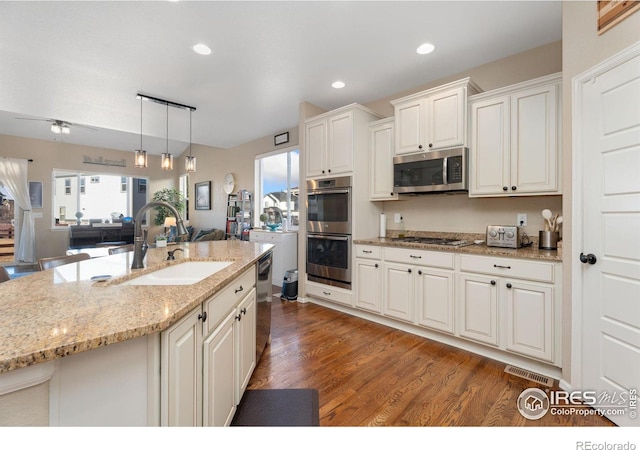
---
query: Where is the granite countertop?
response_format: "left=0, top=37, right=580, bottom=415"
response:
left=354, top=231, right=561, bottom=262
left=0, top=240, right=273, bottom=374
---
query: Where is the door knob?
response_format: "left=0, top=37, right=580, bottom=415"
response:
left=579, top=253, right=597, bottom=265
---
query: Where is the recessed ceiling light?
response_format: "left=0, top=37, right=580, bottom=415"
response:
left=332, top=81, right=346, bottom=89
left=193, top=43, right=212, bottom=55
left=417, top=43, right=435, bottom=55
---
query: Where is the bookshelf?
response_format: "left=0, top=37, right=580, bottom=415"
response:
left=226, top=190, right=253, bottom=240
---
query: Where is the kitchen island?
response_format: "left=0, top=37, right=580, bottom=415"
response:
left=0, top=240, right=274, bottom=426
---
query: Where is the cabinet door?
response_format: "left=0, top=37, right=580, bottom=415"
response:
left=427, top=86, right=465, bottom=150
left=327, top=111, right=353, bottom=175
left=306, top=118, right=327, bottom=177
left=469, top=96, right=510, bottom=196
left=416, top=267, right=455, bottom=334
left=510, top=83, right=559, bottom=193
left=383, top=262, right=414, bottom=322
left=369, top=119, right=398, bottom=201
left=504, top=280, right=554, bottom=362
left=203, top=310, right=236, bottom=427
left=457, top=273, right=499, bottom=346
left=161, top=307, right=203, bottom=426
left=394, top=98, right=424, bottom=155
left=355, top=258, right=383, bottom=313
left=236, top=288, right=257, bottom=402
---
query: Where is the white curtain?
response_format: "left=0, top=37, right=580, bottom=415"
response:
left=0, top=157, right=36, bottom=263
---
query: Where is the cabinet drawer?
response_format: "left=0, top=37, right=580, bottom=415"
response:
left=384, top=247, right=454, bottom=269
left=354, top=245, right=381, bottom=260
left=306, top=280, right=353, bottom=307
left=204, top=266, right=256, bottom=334
left=459, top=254, right=554, bottom=283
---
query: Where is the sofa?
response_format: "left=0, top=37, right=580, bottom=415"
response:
left=173, top=226, right=225, bottom=243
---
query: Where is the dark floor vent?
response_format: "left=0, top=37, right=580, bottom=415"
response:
left=504, top=365, right=554, bottom=387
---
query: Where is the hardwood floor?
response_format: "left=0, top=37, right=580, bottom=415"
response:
left=247, top=293, right=614, bottom=427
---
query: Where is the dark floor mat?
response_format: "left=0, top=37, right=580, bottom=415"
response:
left=231, top=389, right=320, bottom=426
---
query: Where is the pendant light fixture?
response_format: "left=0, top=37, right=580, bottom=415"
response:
left=135, top=93, right=196, bottom=171
left=134, top=96, right=148, bottom=168
left=161, top=103, right=174, bottom=171
left=185, top=109, right=196, bottom=173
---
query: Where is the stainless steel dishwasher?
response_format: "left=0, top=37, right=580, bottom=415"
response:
left=256, top=250, right=272, bottom=362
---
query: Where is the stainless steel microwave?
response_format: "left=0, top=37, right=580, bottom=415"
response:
left=393, top=147, right=469, bottom=194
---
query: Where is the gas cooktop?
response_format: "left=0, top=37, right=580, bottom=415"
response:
left=390, top=236, right=469, bottom=246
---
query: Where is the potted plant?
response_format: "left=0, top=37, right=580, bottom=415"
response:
left=259, top=213, right=268, bottom=230
left=155, top=234, right=168, bottom=248
left=151, top=188, right=185, bottom=226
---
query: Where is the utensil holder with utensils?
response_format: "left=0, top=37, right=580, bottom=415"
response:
left=539, top=231, right=560, bottom=250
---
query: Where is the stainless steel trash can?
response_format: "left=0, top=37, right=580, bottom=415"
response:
left=281, top=269, right=298, bottom=301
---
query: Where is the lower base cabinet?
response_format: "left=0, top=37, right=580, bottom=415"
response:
left=161, top=267, right=257, bottom=427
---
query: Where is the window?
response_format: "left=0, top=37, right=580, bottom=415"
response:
left=255, top=146, right=299, bottom=229
left=52, top=171, right=147, bottom=227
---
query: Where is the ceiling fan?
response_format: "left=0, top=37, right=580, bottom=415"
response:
left=14, top=117, right=98, bottom=134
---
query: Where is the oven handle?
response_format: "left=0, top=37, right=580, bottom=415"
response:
left=307, top=188, right=351, bottom=196
left=307, top=233, right=350, bottom=241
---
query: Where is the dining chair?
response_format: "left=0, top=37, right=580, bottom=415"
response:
left=38, top=253, right=91, bottom=271
left=108, top=244, right=134, bottom=255
left=0, top=266, right=10, bottom=283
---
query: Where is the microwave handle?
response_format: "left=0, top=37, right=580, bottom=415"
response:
left=442, top=157, right=448, bottom=185
left=308, top=233, right=350, bottom=242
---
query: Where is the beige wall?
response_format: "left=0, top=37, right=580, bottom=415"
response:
left=175, top=127, right=299, bottom=233
left=561, top=2, right=640, bottom=383
left=0, top=134, right=175, bottom=259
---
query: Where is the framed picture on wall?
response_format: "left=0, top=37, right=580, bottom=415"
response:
left=195, top=181, right=211, bottom=210
left=29, top=181, right=43, bottom=209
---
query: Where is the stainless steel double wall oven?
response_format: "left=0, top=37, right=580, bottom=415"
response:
left=306, top=176, right=352, bottom=289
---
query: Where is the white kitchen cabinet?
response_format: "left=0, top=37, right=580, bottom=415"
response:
left=456, top=254, right=560, bottom=364
left=305, top=104, right=383, bottom=178
left=249, top=230, right=297, bottom=286
left=368, top=117, right=398, bottom=201
left=162, top=266, right=257, bottom=427
left=457, top=272, right=499, bottom=347
left=469, top=73, right=561, bottom=197
left=391, top=78, right=480, bottom=155
left=415, top=267, right=455, bottom=334
left=161, top=307, right=204, bottom=426
left=354, top=245, right=383, bottom=313
left=383, top=262, right=414, bottom=322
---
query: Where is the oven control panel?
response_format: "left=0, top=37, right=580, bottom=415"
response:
left=486, top=225, right=523, bottom=249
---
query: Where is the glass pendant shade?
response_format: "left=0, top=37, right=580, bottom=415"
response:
left=134, top=149, right=148, bottom=168
left=161, top=152, right=174, bottom=170
left=185, top=155, right=196, bottom=172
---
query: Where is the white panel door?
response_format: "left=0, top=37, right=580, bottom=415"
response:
left=355, top=259, right=383, bottom=313
left=162, top=307, right=202, bottom=427
left=369, top=119, right=397, bottom=200
left=415, top=267, right=455, bottom=334
left=327, top=111, right=353, bottom=174
left=203, top=310, right=236, bottom=427
left=383, top=262, right=414, bottom=322
left=469, top=96, right=510, bottom=196
left=578, top=43, right=640, bottom=427
left=457, top=273, right=499, bottom=346
left=306, top=118, right=326, bottom=177
left=428, top=86, right=465, bottom=150
left=395, top=99, right=424, bottom=155
left=510, top=83, right=558, bottom=193
left=236, top=288, right=257, bottom=403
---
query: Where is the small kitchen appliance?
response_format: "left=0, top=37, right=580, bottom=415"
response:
left=486, top=225, right=524, bottom=248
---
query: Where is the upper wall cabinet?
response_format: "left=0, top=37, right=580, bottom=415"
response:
left=390, top=78, right=480, bottom=155
left=305, top=104, right=382, bottom=178
left=368, top=117, right=398, bottom=201
left=468, top=73, right=562, bottom=197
